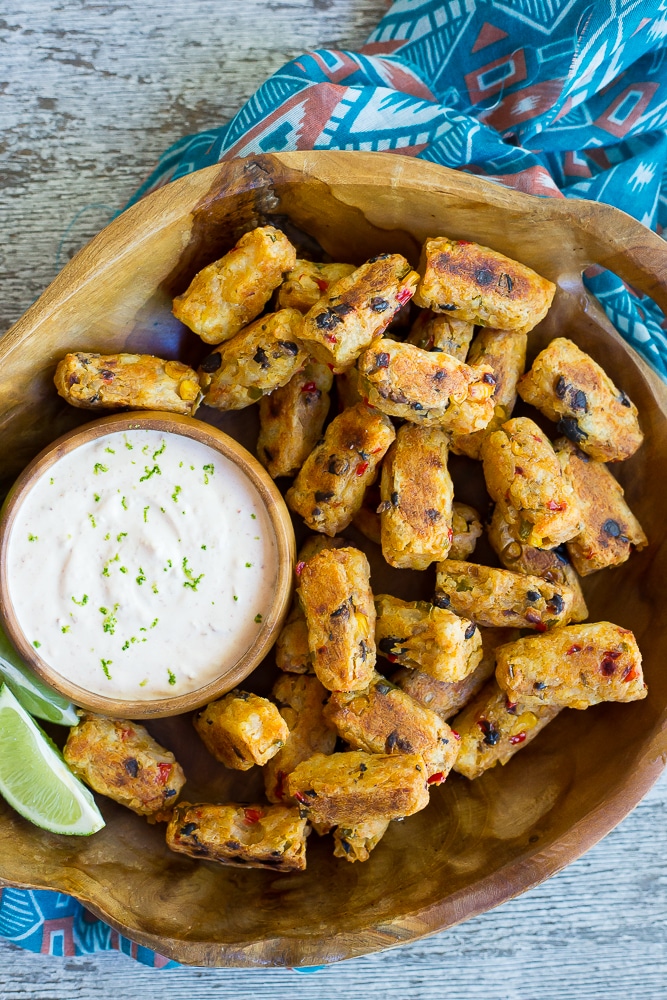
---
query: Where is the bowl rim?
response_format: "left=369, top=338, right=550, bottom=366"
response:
left=0, top=410, right=296, bottom=719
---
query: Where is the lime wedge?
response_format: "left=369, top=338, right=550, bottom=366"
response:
left=0, top=622, right=78, bottom=726
left=0, top=684, right=105, bottom=836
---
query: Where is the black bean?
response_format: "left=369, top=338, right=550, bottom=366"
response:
left=277, top=340, right=299, bottom=355
left=602, top=519, right=621, bottom=538
left=547, top=593, right=564, bottom=614
left=378, top=637, right=399, bottom=654
left=124, top=758, right=139, bottom=777
left=165, top=788, right=177, bottom=798
left=314, top=490, right=335, bottom=502
left=368, top=253, right=391, bottom=263
left=498, top=272, right=513, bottom=293
left=526, top=590, right=541, bottom=602
left=200, top=351, right=222, bottom=373
left=479, top=719, right=501, bottom=746
left=311, top=507, right=323, bottom=517
left=385, top=730, right=413, bottom=753
left=100, top=369, right=115, bottom=382
left=476, top=268, right=494, bottom=285
left=619, top=390, right=632, bottom=408
left=464, top=622, right=477, bottom=640
left=225, top=840, right=242, bottom=850
left=339, top=839, right=352, bottom=854
left=375, top=680, right=394, bottom=695
left=432, top=369, right=447, bottom=381
left=359, top=639, right=368, bottom=661
left=359, top=762, right=367, bottom=773
left=533, top=681, right=546, bottom=690
left=425, top=508, right=441, bottom=522
left=438, top=303, right=457, bottom=310
left=253, top=347, right=270, bottom=369
left=482, top=372, right=497, bottom=385
left=391, top=491, right=399, bottom=507
left=572, top=389, right=588, bottom=411
left=330, top=603, right=350, bottom=620
left=555, top=376, right=568, bottom=398
left=433, top=592, right=450, bottom=609
left=412, top=402, right=424, bottom=411
left=370, top=298, right=390, bottom=313
left=557, top=417, right=588, bottom=444
left=327, top=456, right=349, bottom=475
left=315, top=309, right=343, bottom=331
left=88, top=393, right=101, bottom=404
left=180, top=823, right=198, bottom=836
left=375, top=352, right=390, bottom=368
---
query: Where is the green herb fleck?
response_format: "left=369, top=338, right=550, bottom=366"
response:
left=49, top=478, right=54, bottom=485
left=201, top=544, right=207, bottom=550
left=250, top=513, right=256, bottom=520
left=117, top=532, right=127, bottom=543
left=151, top=582, right=159, bottom=595
left=254, top=614, right=263, bottom=623
left=122, top=641, right=130, bottom=651
left=104, top=446, right=115, bottom=455
left=233, top=595, right=239, bottom=602
left=101, top=659, right=112, bottom=680
left=203, top=463, right=215, bottom=484
left=136, top=568, right=146, bottom=586
left=27, top=533, right=38, bottom=542
left=182, top=557, right=204, bottom=592
left=160, top=507, right=166, bottom=514
left=94, top=494, right=100, bottom=503
left=124, top=437, right=133, bottom=451
left=151, top=618, right=159, bottom=629
left=171, top=485, right=182, bottom=503
left=61, top=626, right=70, bottom=634
left=100, top=604, right=119, bottom=636
left=142, top=444, right=150, bottom=455
left=245, top=562, right=252, bottom=568
left=167, top=670, right=176, bottom=686
left=121, top=497, right=128, bottom=511
left=143, top=506, right=149, bottom=523
left=88, top=514, right=97, bottom=529
left=153, top=441, right=166, bottom=460
left=179, top=461, right=183, bottom=469
left=120, top=566, right=128, bottom=574
left=93, top=463, right=108, bottom=475
left=33, top=641, right=41, bottom=649
left=72, top=594, right=89, bottom=607
left=139, top=679, right=148, bottom=687
left=140, top=465, right=161, bottom=482
left=104, top=533, right=111, bottom=541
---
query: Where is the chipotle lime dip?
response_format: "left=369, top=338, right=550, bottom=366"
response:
left=4, top=428, right=278, bottom=699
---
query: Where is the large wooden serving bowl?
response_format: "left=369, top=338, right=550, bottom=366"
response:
left=1, top=152, right=667, bottom=967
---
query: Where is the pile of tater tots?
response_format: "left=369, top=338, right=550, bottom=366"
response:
left=56, top=225, right=648, bottom=871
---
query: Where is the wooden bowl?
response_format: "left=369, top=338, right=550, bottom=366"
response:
left=1, top=152, right=667, bottom=968
left=0, top=411, right=296, bottom=719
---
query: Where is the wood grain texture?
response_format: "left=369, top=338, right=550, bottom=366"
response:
left=1, top=1, right=667, bottom=996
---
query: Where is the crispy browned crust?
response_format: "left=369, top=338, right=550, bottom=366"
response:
left=374, top=594, right=483, bottom=682
left=172, top=226, right=297, bottom=344
left=332, top=817, right=390, bottom=863
left=495, top=622, right=647, bottom=710
left=301, top=254, right=420, bottom=370
left=193, top=690, right=289, bottom=770
left=555, top=438, right=648, bottom=576
left=451, top=679, right=561, bottom=780
left=414, top=237, right=556, bottom=333
left=276, top=537, right=348, bottom=674
left=276, top=261, right=357, bottom=313
left=324, top=672, right=460, bottom=780
left=286, top=751, right=430, bottom=826
left=54, top=353, right=202, bottom=415
left=257, top=360, right=333, bottom=478
left=298, top=546, right=376, bottom=692
left=488, top=504, right=588, bottom=622
left=434, top=558, right=577, bottom=630
left=405, top=310, right=474, bottom=358
left=63, top=714, right=185, bottom=820
left=450, top=502, right=483, bottom=560
left=378, top=424, right=454, bottom=570
left=451, top=329, right=527, bottom=459
left=285, top=402, right=396, bottom=535
left=198, top=309, right=308, bottom=410
left=517, top=337, right=643, bottom=462
left=357, top=338, right=496, bottom=433
left=392, top=627, right=518, bottom=720
left=481, top=417, right=582, bottom=548
left=165, top=801, right=310, bottom=871
left=264, top=674, right=337, bottom=804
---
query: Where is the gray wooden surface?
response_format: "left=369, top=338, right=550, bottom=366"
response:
left=1, top=2, right=666, bottom=997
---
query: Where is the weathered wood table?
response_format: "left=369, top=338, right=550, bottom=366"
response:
left=1, top=3, right=666, bottom=997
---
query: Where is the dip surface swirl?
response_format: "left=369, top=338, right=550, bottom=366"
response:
left=6, top=429, right=278, bottom=699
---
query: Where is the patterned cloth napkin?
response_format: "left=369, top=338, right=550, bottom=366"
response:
left=3, top=0, right=667, bottom=968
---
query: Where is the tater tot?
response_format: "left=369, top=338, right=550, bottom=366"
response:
left=298, top=546, right=376, bottom=692
left=63, top=714, right=186, bottom=821
left=517, top=337, right=643, bottom=462
left=333, top=817, right=390, bottom=863
left=481, top=417, right=582, bottom=548
left=257, top=360, right=333, bottom=478
left=451, top=329, right=527, bottom=459
left=264, top=674, right=336, bottom=804
left=324, top=672, right=460, bottom=781
left=451, top=679, right=561, bottom=780
left=276, top=260, right=357, bottom=313
left=198, top=309, right=308, bottom=410
left=54, top=353, right=202, bottom=416
left=555, top=438, right=648, bottom=576
left=193, top=691, right=289, bottom=770
left=449, top=502, right=483, bottom=560
left=375, top=594, right=483, bottom=682
left=286, top=402, right=395, bottom=535
left=495, top=622, right=647, bottom=710
left=286, top=751, right=430, bottom=826
left=166, top=802, right=309, bottom=871
left=301, top=254, right=420, bottom=370
left=414, top=236, right=556, bottom=333
left=406, top=310, right=474, bottom=359
left=378, top=424, right=454, bottom=570
left=357, top=338, right=496, bottom=433
left=172, top=225, right=297, bottom=344
left=393, top=627, right=518, bottom=721
left=435, top=559, right=578, bottom=630
left=488, top=503, right=588, bottom=622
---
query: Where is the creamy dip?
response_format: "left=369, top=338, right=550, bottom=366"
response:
left=6, top=429, right=278, bottom=700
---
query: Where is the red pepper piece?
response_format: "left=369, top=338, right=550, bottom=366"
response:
left=314, top=278, right=328, bottom=291
left=546, top=500, right=566, bottom=511
left=622, top=666, right=639, bottom=683
left=295, top=560, right=306, bottom=576
left=451, top=730, right=461, bottom=740
left=396, top=287, right=414, bottom=306
left=447, top=527, right=454, bottom=543
left=566, top=644, right=582, bottom=655
left=301, top=381, right=317, bottom=393
left=243, top=807, right=264, bottom=825
left=156, top=762, right=172, bottom=785
left=457, top=240, right=472, bottom=245
left=120, top=727, right=135, bottom=741
left=325, top=333, right=337, bottom=344
left=386, top=653, right=398, bottom=663
left=427, top=772, right=445, bottom=785
left=509, top=732, right=526, bottom=745
left=356, top=461, right=369, bottom=476
left=293, top=791, right=308, bottom=805
left=525, top=609, right=546, bottom=631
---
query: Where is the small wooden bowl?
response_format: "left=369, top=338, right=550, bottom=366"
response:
left=1, top=152, right=667, bottom=968
left=0, top=411, right=296, bottom=719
